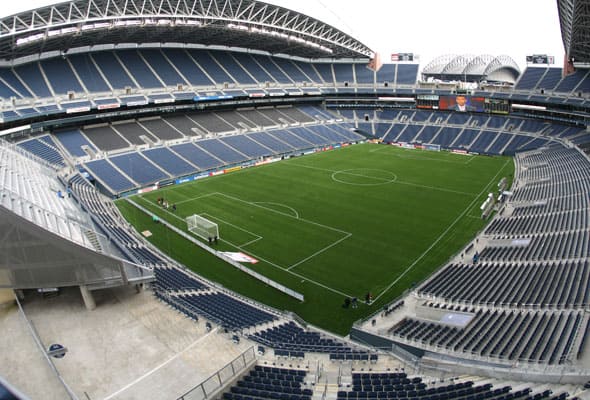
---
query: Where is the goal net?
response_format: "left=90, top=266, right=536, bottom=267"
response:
left=423, top=143, right=441, bottom=152
left=186, top=214, right=219, bottom=240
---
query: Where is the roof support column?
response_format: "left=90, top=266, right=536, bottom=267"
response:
left=79, top=285, right=96, bottom=311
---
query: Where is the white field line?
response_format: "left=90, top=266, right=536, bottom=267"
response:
left=372, top=158, right=511, bottom=303
left=136, top=195, right=357, bottom=299
left=369, top=145, right=388, bottom=153
left=369, top=145, right=475, bottom=164
left=252, top=202, right=300, bottom=218
left=200, top=212, right=263, bottom=247
left=174, top=192, right=219, bottom=206
left=238, top=237, right=265, bottom=247
left=216, top=236, right=357, bottom=299
left=286, top=232, right=352, bottom=271
left=215, top=192, right=352, bottom=236
left=392, top=180, right=475, bottom=196
left=285, top=162, right=475, bottom=196
left=138, top=182, right=193, bottom=197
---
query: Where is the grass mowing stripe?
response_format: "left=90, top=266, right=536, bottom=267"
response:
left=134, top=195, right=359, bottom=300
left=285, top=161, right=475, bottom=196
left=287, top=232, right=352, bottom=271
left=252, top=202, right=300, bottom=218
left=198, top=212, right=262, bottom=247
left=215, top=192, right=352, bottom=236
left=390, top=180, right=475, bottom=196
left=118, top=143, right=514, bottom=334
left=372, top=158, right=512, bottom=303
left=369, top=145, right=475, bottom=164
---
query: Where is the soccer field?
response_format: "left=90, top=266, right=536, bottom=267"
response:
left=117, top=143, right=514, bottom=334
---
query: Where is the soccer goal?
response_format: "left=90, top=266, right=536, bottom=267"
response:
left=186, top=214, right=219, bottom=240
left=423, top=143, right=441, bottom=152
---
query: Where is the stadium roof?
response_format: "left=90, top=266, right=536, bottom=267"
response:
left=0, top=0, right=373, bottom=62
left=421, top=54, right=521, bottom=84
left=557, top=0, right=590, bottom=66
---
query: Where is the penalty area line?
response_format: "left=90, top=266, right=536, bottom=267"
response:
left=217, top=237, right=358, bottom=300
left=287, top=232, right=352, bottom=271
left=174, top=192, right=220, bottom=206
left=136, top=195, right=357, bottom=301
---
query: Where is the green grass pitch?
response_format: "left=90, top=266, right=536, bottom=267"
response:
left=117, top=143, right=514, bottom=335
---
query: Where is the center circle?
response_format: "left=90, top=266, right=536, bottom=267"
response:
left=331, top=169, right=398, bottom=186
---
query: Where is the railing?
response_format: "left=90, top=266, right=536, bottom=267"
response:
left=127, top=197, right=305, bottom=302
left=4, top=78, right=588, bottom=114
left=0, top=137, right=63, bottom=172
left=1, top=81, right=425, bottom=112
left=248, top=333, right=379, bottom=356
left=177, top=346, right=256, bottom=400
left=354, top=156, right=520, bottom=328
left=385, top=331, right=590, bottom=373
left=0, top=185, right=101, bottom=250
left=412, top=292, right=590, bottom=311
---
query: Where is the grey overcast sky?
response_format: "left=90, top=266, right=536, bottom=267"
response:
left=3, top=0, right=565, bottom=71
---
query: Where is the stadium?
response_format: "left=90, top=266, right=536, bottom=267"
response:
left=0, top=0, right=589, bottom=398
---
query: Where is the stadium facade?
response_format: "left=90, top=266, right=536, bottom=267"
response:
left=0, top=0, right=589, bottom=398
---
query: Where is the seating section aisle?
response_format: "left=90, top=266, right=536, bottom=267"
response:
left=250, top=321, right=376, bottom=360
left=50, top=107, right=360, bottom=195
left=1, top=146, right=93, bottom=248
left=54, top=129, right=96, bottom=158
left=109, top=152, right=169, bottom=185
left=68, top=173, right=164, bottom=266
left=83, top=125, right=130, bottom=151
left=389, top=305, right=584, bottom=365
left=169, top=292, right=277, bottom=330
left=17, top=136, right=65, bottom=167
left=223, top=366, right=312, bottom=400
left=374, top=144, right=590, bottom=367
left=83, top=159, right=136, bottom=193
left=371, top=109, right=584, bottom=155
left=338, top=373, right=554, bottom=400
left=142, top=147, right=196, bottom=176
left=419, top=260, right=590, bottom=308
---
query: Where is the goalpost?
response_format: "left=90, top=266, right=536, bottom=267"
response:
left=186, top=214, right=219, bottom=240
left=423, top=143, right=441, bottom=152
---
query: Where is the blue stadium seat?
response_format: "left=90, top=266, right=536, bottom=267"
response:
left=117, top=50, right=164, bottom=88
left=195, top=139, right=249, bottom=164
left=163, top=49, right=214, bottom=86
left=40, top=58, right=84, bottom=94
left=109, top=153, right=169, bottom=185
left=91, top=51, right=137, bottom=89
left=68, top=54, right=112, bottom=93
left=170, top=142, right=224, bottom=171
left=0, top=68, right=34, bottom=98
left=140, top=49, right=187, bottom=86
left=395, top=64, right=418, bottom=85
left=221, top=135, right=274, bottom=158
left=142, top=147, right=197, bottom=176
left=18, top=137, right=65, bottom=167
left=84, top=159, right=137, bottom=193
left=515, top=67, right=546, bottom=90
left=190, top=50, right=236, bottom=84
left=14, top=62, right=52, bottom=98
left=210, top=51, right=257, bottom=85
